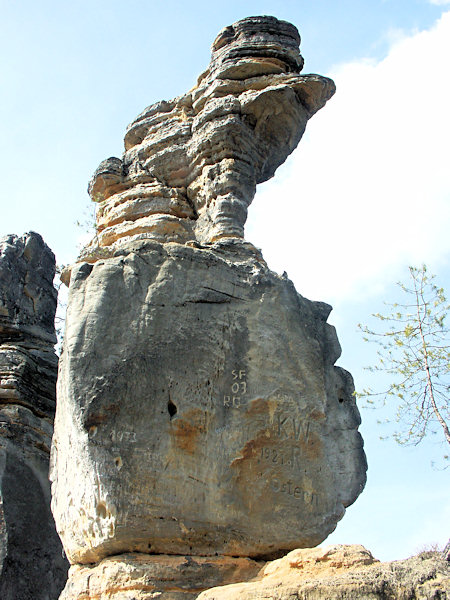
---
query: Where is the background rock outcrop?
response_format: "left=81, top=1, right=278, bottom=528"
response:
left=0, top=232, right=68, bottom=599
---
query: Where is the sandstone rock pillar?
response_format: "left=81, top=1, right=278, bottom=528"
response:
left=52, top=16, right=367, bottom=599
left=0, top=232, right=68, bottom=599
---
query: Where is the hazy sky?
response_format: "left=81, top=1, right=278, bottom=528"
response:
left=1, top=0, right=449, bottom=561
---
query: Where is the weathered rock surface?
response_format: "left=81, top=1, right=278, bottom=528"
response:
left=57, top=545, right=450, bottom=600
left=0, top=232, right=68, bottom=599
left=198, top=545, right=450, bottom=600
left=52, top=239, right=366, bottom=564
left=52, top=15, right=366, bottom=599
left=0, top=232, right=57, bottom=345
left=59, top=553, right=263, bottom=600
left=77, top=15, right=335, bottom=264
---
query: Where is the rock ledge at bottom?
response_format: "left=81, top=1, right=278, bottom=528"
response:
left=58, top=545, right=450, bottom=599
left=199, top=544, right=450, bottom=600
left=59, top=553, right=264, bottom=600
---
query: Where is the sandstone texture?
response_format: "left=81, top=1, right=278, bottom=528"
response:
left=52, top=239, right=366, bottom=564
left=74, top=14, right=335, bottom=268
left=58, top=545, right=450, bottom=600
left=52, top=15, right=367, bottom=599
left=198, top=544, right=450, bottom=600
left=60, top=553, right=263, bottom=600
left=0, top=232, right=68, bottom=598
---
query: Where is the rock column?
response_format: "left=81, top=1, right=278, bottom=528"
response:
left=52, top=16, right=367, bottom=599
left=0, top=232, right=68, bottom=599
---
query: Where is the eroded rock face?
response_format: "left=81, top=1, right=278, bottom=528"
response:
left=79, top=15, right=334, bottom=260
left=59, top=554, right=263, bottom=600
left=197, top=545, right=450, bottom=600
left=0, top=232, right=68, bottom=599
left=52, top=16, right=366, bottom=599
left=52, top=240, right=366, bottom=564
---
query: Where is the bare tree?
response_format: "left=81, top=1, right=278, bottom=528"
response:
left=359, top=265, right=449, bottom=460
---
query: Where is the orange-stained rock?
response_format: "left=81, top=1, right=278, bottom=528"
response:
left=59, top=553, right=263, bottom=600
left=198, top=545, right=449, bottom=600
left=51, top=239, right=366, bottom=564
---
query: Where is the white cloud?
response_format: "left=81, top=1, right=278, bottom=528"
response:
left=246, top=12, right=450, bottom=304
left=429, top=0, right=450, bottom=6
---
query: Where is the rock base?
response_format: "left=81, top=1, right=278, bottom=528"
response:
left=58, top=545, right=450, bottom=600
left=198, top=545, right=450, bottom=600
left=59, top=554, right=263, bottom=600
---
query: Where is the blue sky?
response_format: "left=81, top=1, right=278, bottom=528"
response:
left=1, top=0, right=449, bottom=561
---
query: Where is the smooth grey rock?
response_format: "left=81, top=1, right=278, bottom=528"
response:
left=52, top=239, right=366, bottom=564
left=0, top=232, right=68, bottom=599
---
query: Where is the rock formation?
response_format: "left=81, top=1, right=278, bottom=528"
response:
left=77, top=15, right=335, bottom=262
left=52, top=15, right=367, bottom=599
left=60, top=554, right=264, bottom=600
left=0, top=232, right=68, bottom=599
left=57, top=545, right=450, bottom=599
left=197, top=545, right=450, bottom=600
left=53, top=240, right=366, bottom=565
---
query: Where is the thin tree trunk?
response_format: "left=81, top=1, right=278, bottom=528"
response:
left=415, top=283, right=450, bottom=446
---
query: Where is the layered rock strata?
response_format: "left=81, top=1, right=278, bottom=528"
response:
left=60, top=554, right=263, bottom=600
left=0, top=232, right=68, bottom=599
left=198, top=545, right=450, bottom=600
left=58, top=545, right=450, bottom=599
left=77, top=14, right=335, bottom=265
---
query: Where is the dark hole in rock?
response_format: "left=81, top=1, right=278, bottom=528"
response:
left=339, top=398, right=345, bottom=403
left=168, top=399, right=177, bottom=418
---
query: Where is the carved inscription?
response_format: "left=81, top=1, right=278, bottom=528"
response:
left=223, top=368, right=247, bottom=408
left=258, top=446, right=302, bottom=470
left=275, top=412, right=310, bottom=441
left=270, top=478, right=318, bottom=506
left=111, top=430, right=137, bottom=443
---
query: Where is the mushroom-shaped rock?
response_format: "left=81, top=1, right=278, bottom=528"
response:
left=80, top=15, right=335, bottom=260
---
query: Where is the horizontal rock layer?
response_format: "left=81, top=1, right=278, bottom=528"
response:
left=79, top=15, right=335, bottom=259
left=51, top=239, right=366, bottom=564
left=198, top=545, right=450, bottom=600
left=60, top=554, right=263, bottom=600
left=58, top=545, right=450, bottom=599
